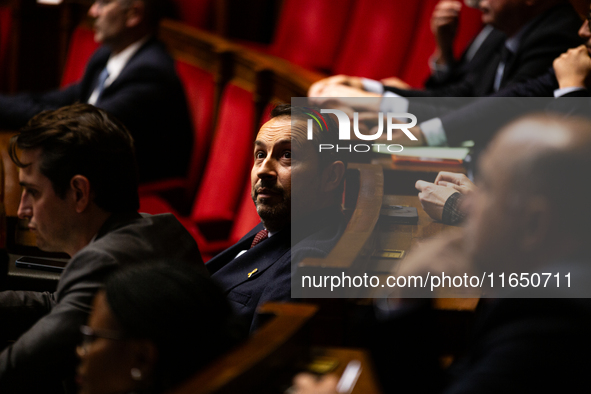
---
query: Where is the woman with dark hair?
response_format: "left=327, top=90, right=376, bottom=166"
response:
left=76, top=261, right=245, bottom=394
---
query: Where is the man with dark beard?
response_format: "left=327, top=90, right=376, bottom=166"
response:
left=206, top=105, right=347, bottom=332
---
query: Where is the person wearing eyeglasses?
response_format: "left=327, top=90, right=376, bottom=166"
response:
left=76, top=261, right=245, bottom=394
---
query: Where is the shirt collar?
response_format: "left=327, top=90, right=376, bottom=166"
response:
left=104, top=35, right=150, bottom=87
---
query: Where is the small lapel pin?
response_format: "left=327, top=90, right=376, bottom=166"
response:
left=247, top=268, right=258, bottom=278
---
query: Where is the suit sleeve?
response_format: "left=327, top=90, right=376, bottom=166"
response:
left=0, top=84, right=82, bottom=129
left=94, top=56, right=192, bottom=182
left=0, top=251, right=118, bottom=393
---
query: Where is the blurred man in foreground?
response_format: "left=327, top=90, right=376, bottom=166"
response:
left=293, top=114, right=591, bottom=393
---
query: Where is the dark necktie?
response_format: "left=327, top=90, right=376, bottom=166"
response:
left=250, top=229, right=268, bottom=248
left=494, top=45, right=513, bottom=92
left=95, top=67, right=110, bottom=100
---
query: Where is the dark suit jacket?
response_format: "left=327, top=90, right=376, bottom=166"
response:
left=439, top=70, right=591, bottom=147
left=389, top=3, right=582, bottom=100
left=0, top=212, right=204, bottom=393
left=370, top=260, right=591, bottom=394
left=0, top=38, right=193, bottom=183
left=207, top=206, right=346, bottom=332
left=424, top=28, right=507, bottom=95
left=385, top=3, right=583, bottom=125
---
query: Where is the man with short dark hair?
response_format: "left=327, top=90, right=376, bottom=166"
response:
left=206, top=104, right=347, bottom=332
left=0, top=104, right=204, bottom=393
left=0, top=0, right=192, bottom=183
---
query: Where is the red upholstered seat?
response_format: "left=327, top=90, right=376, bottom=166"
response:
left=400, top=1, right=483, bottom=87
left=0, top=6, right=12, bottom=91
left=60, top=25, right=100, bottom=88
left=138, top=61, right=215, bottom=210
left=190, top=82, right=255, bottom=238
left=398, top=0, right=440, bottom=87
left=331, top=0, right=423, bottom=80
left=171, top=0, right=214, bottom=30
left=140, top=176, right=259, bottom=261
left=140, top=82, right=257, bottom=256
left=454, top=4, right=483, bottom=57
left=268, top=0, right=356, bottom=72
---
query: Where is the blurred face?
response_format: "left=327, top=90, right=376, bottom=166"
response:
left=76, top=292, right=140, bottom=394
left=251, top=116, right=322, bottom=232
left=464, top=138, right=524, bottom=274
left=17, top=149, right=74, bottom=253
left=88, top=0, right=130, bottom=46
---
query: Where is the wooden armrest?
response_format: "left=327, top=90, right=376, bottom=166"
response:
left=299, top=164, right=383, bottom=273
left=169, top=302, right=318, bottom=394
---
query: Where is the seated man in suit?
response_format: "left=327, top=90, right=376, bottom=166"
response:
left=380, top=0, right=591, bottom=150
left=206, top=104, right=347, bottom=333
left=0, top=103, right=204, bottom=393
left=294, top=114, right=591, bottom=394
left=0, top=0, right=193, bottom=183
left=310, top=0, right=582, bottom=102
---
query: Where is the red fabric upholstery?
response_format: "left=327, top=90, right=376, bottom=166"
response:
left=269, top=0, right=356, bottom=72
left=454, top=4, right=483, bottom=58
left=139, top=61, right=216, bottom=206
left=61, top=25, right=100, bottom=88
left=332, top=0, right=423, bottom=80
left=398, top=0, right=483, bottom=87
left=140, top=83, right=256, bottom=254
left=399, top=0, right=440, bottom=87
left=176, top=60, right=215, bottom=198
left=190, top=83, right=255, bottom=238
left=171, top=0, right=213, bottom=30
left=0, top=6, right=11, bottom=91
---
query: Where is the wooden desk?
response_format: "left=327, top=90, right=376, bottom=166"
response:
left=1, top=253, right=60, bottom=292
left=365, top=195, right=459, bottom=275
left=0, top=131, right=21, bottom=216
left=310, top=347, right=382, bottom=394
left=372, top=195, right=477, bottom=311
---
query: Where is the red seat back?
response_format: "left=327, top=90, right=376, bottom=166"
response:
left=453, top=3, right=483, bottom=58
left=400, top=0, right=483, bottom=87
left=171, top=0, right=214, bottom=30
left=269, top=0, right=356, bottom=72
left=0, top=6, right=12, bottom=91
left=175, top=60, right=215, bottom=199
left=61, top=25, right=100, bottom=88
left=190, top=83, right=256, bottom=239
left=398, top=0, right=440, bottom=87
left=332, top=0, right=423, bottom=79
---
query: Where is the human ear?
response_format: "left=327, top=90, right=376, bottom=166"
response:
left=322, top=161, right=346, bottom=193
left=520, top=196, right=551, bottom=252
left=70, top=175, right=92, bottom=213
left=129, top=340, right=158, bottom=382
left=126, top=0, right=144, bottom=28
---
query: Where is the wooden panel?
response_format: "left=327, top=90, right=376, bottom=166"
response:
left=169, top=303, right=318, bottom=394
left=299, top=164, right=383, bottom=282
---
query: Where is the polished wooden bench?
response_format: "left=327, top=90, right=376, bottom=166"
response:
left=169, top=302, right=382, bottom=394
